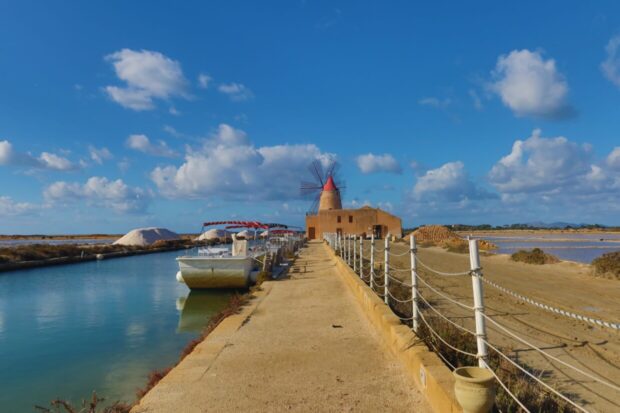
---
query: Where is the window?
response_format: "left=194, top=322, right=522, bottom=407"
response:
left=348, top=215, right=353, bottom=223
left=337, top=215, right=341, bottom=223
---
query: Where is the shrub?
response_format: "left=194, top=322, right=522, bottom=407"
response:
left=511, top=248, right=559, bottom=265
left=592, top=251, right=620, bottom=279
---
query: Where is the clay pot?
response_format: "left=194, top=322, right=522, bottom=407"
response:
left=453, top=366, right=495, bottom=413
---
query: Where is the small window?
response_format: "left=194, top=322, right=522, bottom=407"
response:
left=348, top=215, right=353, bottom=223
left=337, top=215, right=341, bottom=223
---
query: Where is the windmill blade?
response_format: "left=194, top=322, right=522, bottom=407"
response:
left=325, top=160, right=340, bottom=179
left=309, top=192, right=321, bottom=215
left=300, top=181, right=323, bottom=197
left=308, top=159, right=325, bottom=186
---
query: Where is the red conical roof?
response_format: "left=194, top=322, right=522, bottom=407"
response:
left=323, top=175, right=337, bottom=191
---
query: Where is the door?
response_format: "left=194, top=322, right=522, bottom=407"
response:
left=373, top=225, right=382, bottom=239
left=308, top=227, right=316, bottom=239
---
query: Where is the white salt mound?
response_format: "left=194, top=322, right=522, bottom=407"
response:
left=114, top=227, right=180, bottom=247
left=196, top=228, right=229, bottom=241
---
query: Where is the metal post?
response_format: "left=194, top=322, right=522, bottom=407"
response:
left=384, top=236, right=389, bottom=304
left=353, top=235, right=357, bottom=273
left=410, top=234, right=419, bottom=333
left=370, top=234, right=375, bottom=290
left=469, top=238, right=488, bottom=367
left=347, top=235, right=351, bottom=265
left=359, top=236, right=363, bottom=280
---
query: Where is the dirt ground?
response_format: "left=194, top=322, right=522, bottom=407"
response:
left=368, top=242, right=620, bottom=413
left=134, top=242, right=430, bottom=413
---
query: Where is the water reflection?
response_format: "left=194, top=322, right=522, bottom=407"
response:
left=176, top=290, right=231, bottom=333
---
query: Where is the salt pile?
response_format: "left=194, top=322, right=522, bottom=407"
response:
left=114, top=227, right=180, bottom=247
left=196, top=228, right=229, bottom=241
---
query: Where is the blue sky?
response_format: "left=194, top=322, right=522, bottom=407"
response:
left=2, top=1, right=620, bottom=233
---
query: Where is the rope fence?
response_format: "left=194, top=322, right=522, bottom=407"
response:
left=322, top=231, right=619, bottom=413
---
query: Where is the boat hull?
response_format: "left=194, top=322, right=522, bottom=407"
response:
left=176, top=256, right=255, bottom=288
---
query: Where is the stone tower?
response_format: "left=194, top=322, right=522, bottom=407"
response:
left=318, top=176, right=342, bottom=211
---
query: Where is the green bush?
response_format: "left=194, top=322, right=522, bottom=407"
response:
left=511, top=248, right=559, bottom=265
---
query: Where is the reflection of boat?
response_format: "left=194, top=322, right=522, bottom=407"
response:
left=176, top=290, right=232, bottom=332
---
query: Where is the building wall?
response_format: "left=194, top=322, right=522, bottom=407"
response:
left=305, top=206, right=402, bottom=240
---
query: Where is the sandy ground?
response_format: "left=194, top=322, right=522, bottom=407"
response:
left=135, top=242, right=430, bottom=413
left=375, top=243, right=620, bottom=413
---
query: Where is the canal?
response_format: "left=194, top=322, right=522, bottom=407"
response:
left=0, top=249, right=231, bottom=411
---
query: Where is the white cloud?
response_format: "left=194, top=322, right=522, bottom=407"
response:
left=0, top=140, right=13, bottom=165
left=38, top=152, right=75, bottom=171
left=198, top=73, right=212, bottom=89
left=0, top=140, right=78, bottom=171
left=0, top=196, right=37, bottom=216
left=151, top=124, right=334, bottom=201
left=490, top=49, right=574, bottom=119
left=89, top=146, right=113, bottom=165
left=469, top=89, right=483, bottom=110
left=356, top=153, right=402, bottom=174
left=104, top=49, right=188, bottom=111
left=607, top=147, right=620, bottom=170
left=218, top=83, right=254, bottom=101
left=601, top=35, right=620, bottom=87
left=418, top=97, right=451, bottom=109
left=126, top=134, right=178, bottom=157
left=44, top=177, right=149, bottom=213
left=169, top=106, right=181, bottom=116
left=413, top=161, right=495, bottom=202
left=489, top=129, right=592, bottom=193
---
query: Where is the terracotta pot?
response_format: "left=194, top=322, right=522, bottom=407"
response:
left=453, top=366, right=495, bottom=413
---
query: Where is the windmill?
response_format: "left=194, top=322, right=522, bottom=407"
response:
left=300, top=159, right=345, bottom=214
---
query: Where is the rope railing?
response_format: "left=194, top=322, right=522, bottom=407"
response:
left=415, top=255, right=472, bottom=277
left=482, top=313, right=620, bottom=393
left=481, top=276, right=620, bottom=331
left=326, top=233, right=613, bottom=412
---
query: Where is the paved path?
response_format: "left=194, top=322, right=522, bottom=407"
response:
left=133, top=242, right=429, bottom=412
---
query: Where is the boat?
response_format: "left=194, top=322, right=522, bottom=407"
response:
left=176, top=221, right=290, bottom=289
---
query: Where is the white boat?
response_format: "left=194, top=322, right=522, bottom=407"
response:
left=176, top=237, right=263, bottom=289
left=176, top=220, right=299, bottom=289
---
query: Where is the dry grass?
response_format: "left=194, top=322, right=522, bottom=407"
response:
left=511, top=248, right=560, bottom=265
left=0, top=240, right=195, bottom=265
left=34, top=392, right=131, bottom=413
left=591, top=251, right=620, bottom=279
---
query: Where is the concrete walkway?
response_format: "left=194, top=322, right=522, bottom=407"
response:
left=133, top=242, right=430, bottom=412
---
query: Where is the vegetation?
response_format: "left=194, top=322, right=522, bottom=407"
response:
left=0, top=239, right=196, bottom=265
left=591, top=251, right=620, bottom=279
left=35, top=392, right=131, bottom=413
left=511, top=248, right=560, bottom=265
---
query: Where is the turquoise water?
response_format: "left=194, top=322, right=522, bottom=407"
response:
left=0, top=250, right=231, bottom=412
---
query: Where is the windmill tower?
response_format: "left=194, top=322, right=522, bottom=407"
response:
left=300, top=160, right=344, bottom=214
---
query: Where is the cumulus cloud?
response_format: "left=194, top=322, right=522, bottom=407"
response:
left=218, top=83, right=254, bottom=101
left=44, top=177, right=149, bottom=213
left=126, top=134, right=178, bottom=157
left=0, top=196, right=37, bottom=216
left=89, top=146, right=113, bottom=165
left=489, top=129, right=593, bottom=193
left=413, top=161, right=495, bottom=202
left=601, top=35, right=620, bottom=87
left=356, top=153, right=402, bottom=174
left=607, top=147, right=620, bottom=170
left=151, top=123, right=334, bottom=200
left=104, top=49, right=188, bottom=110
left=490, top=49, right=574, bottom=119
left=0, top=140, right=79, bottom=171
left=198, top=73, right=212, bottom=89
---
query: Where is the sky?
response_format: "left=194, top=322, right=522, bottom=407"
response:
left=2, top=1, right=620, bottom=234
